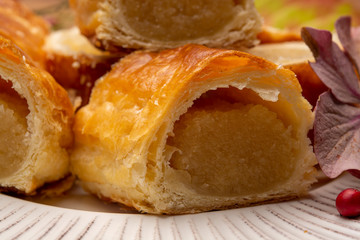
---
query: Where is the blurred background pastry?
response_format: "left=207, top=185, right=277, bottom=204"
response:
left=43, top=27, right=124, bottom=107
left=69, top=0, right=263, bottom=51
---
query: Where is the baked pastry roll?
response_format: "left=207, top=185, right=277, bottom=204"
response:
left=71, top=44, right=317, bottom=214
left=43, top=27, right=124, bottom=107
left=0, top=36, right=73, bottom=194
left=0, top=0, right=49, bottom=68
left=69, top=0, right=262, bottom=51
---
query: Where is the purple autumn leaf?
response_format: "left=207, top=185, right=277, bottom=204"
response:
left=314, top=92, right=360, bottom=178
left=335, top=16, right=360, bottom=72
left=302, top=16, right=360, bottom=178
left=302, top=22, right=360, bottom=104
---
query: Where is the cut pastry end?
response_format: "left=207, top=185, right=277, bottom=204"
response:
left=71, top=0, right=262, bottom=51
left=157, top=87, right=317, bottom=213
left=119, top=0, right=243, bottom=41
left=0, top=77, right=70, bottom=194
left=167, top=102, right=297, bottom=197
left=0, top=79, right=33, bottom=191
left=0, top=91, right=29, bottom=180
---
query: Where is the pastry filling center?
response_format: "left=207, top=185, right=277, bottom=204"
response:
left=0, top=79, right=29, bottom=179
left=166, top=88, right=298, bottom=196
left=121, top=0, right=240, bottom=41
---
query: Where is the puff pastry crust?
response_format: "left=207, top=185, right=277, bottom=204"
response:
left=0, top=0, right=49, bottom=68
left=69, top=0, right=262, bottom=51
left=71, top=44, right=317, bottom=214
left=0, top=36, right=73, bottom=194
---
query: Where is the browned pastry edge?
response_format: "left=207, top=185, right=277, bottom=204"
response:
left=257, top=26, right=302, bottom=44
left=0, top=174, right=75, bottom=197
left=90, top=187, right=311, bottom=215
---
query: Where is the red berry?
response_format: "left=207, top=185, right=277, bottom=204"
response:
left=336, top=188, right=360, bottom=217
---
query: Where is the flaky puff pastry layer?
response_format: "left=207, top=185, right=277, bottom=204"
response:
left=0, top=0, right=49, bottom=68
left=0, top=36, right=73, bottom=194
left=69, top=0, right=262, bottom=51
left=71, top=44, right=317, bottom=214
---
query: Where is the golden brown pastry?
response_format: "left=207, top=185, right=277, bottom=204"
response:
left=246, top=41, right=328, bottom=107
left=257, top=26, right=302, bottom=44
left=0, top=36, right=73, bottom=194
left=69, top=0, right=262, bottom=51
left=0, top=0, right=49, bottom=68
left=43, top=27, right=124, bottom=106
left=71, top=44, right=317, bottom=214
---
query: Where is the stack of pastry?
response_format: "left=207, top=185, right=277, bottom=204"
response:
left=0, top=0, right=320, bottom=214
left=68, top=0, right=318, bottom=214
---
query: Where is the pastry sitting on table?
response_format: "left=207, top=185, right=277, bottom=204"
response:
left=71, top=44, right=317, bottom=214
